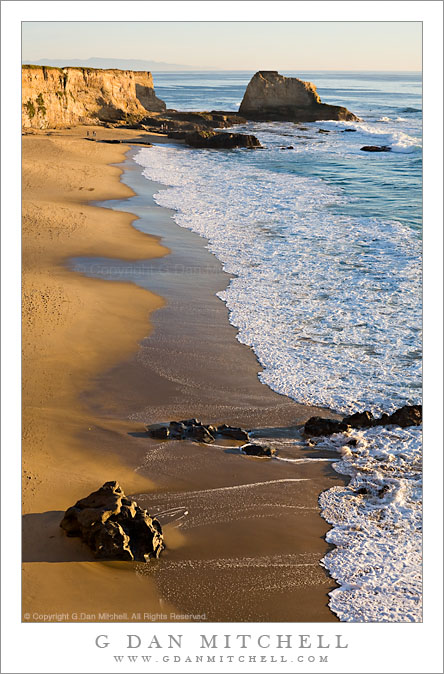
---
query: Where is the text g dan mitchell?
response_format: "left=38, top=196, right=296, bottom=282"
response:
left=95, top=633, right=349, bottom=650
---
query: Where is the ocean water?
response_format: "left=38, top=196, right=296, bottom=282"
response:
left=138, top=71, right=422, bottom=622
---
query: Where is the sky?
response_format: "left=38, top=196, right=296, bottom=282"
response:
left=22, top=21, right=422, bottom=71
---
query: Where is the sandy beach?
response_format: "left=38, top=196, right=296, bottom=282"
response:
left=22, top=126, right=346, bottom=622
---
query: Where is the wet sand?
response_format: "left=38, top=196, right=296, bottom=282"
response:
left=22, top=126, right=345, bottom=622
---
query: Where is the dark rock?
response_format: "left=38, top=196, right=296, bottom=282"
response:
left=60, top=481, right=164, bottom=561
left=355, top=487, right=368, bottom=495
left=342, top=128, right=357, bottom=132
left=180, top=418, right=201, bottom=427
left=216, top=425, right=249, bottom=441
left=297, top=126, right=309, bottom=130
left=305, top=404, right=421, bottom=438
left=318, top=128, right=330, bottom=133
left=304, top=416, right=347, bottom=436
left=377, top=405, right=422, bottom=428
left=185, top=130, right=262, bottom=149
left=342, top=410, right=375, bottom=428
left=146, top=423, right=170, bottom=439
left=169, top=421, right=187, bottom=438
left=241, top=443, right=276, bottom=457
left=186, top=425, right=215, bottom=443
left=360, top=145, right=391, bottom=152
left=346, top=438, right=358, bottom=447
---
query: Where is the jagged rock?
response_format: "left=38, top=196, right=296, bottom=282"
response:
left=318, top=129, right=330, bottom=133
left=217, top=425, right=249, bottom=441
left=146, top=423, right=170, bottom=439
left=342, top=128, right=357, bottom=132
left=376, top=404, right=422, bottom=428
left=241, top=443, right=276, bottom=457
left=169, top=421, right=187, bottom=438
left=304, top=417, right=347, bottom=436
left=181, top=418, right=201, bottom=427
left=60, top=481, right=164, bottom=561
left=186, top=425, right=215, bottom=443
left=305, top=405, right=422, bottom=437
left=360, top=145, right=391, bottom=152
left=239, top=71, right=358, bottom=122
left=185, top=130, right=262, bottom=149
left=342, top=410, right=375, bottom=428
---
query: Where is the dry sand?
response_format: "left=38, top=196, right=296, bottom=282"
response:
left=22, top=126, right=345, bottom=622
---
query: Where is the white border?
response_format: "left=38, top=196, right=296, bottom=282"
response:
left=2, top=2, right=443, bottom=673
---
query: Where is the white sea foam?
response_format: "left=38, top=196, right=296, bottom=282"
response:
left=134, top=125, right=421, bottom=622
left=317, top=425, right=422, bottom=622
left=134, top=144, right=421, bottom=415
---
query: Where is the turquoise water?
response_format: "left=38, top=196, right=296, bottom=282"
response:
left=152, top=70, right=422, bottom=230
left=134, top=70, right=422, bottom=622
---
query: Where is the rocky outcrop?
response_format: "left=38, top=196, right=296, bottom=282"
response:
left=22, top=65, right=165, bottom=129
left=134, top=72, right=166, bottom=113
left=304, top=405, right=422, bottom=437
left=146, top=419, right=250, bottom=444
left=360, top=145, right=391, bottom=152
left=184, top=130, right=262, bottom=149
left=239, top=71, right=358, bottom=122
left=60, top=481, right=164, bottom=561
left=241, top=443, right=276, bottom=457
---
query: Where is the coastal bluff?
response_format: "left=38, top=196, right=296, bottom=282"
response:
left=239, top=71, right=358, bottom=122
left=22, top=65, right=166, bottom=129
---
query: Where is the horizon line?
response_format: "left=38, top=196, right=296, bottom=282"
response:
left=21, top=62, right=422, bottom=73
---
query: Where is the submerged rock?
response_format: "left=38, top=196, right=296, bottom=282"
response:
left=217, top=425, right=250, bottom=441
left=185, top=130, right=262, bottom=149
left=375, top=405, right=422, bottom=428
left=60, top=481, right=164, bottom=561
left=304, top=405, right=422, bottom=437
left=360, top=145, right=391, bottom=152
left=304, top=417, right=348, bottom=437
left=342, top=410, right=374, bottom=428
left=241, top=443, right=276, bottom=457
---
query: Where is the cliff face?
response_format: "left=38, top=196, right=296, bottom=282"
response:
left=22, top=65, right=166, bottom=129
left=239, top=71, right=358, bottom=122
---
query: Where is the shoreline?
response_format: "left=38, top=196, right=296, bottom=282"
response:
left=22, top=126, right=346, bottom=622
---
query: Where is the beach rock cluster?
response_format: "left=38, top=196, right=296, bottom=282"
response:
left=146, top=419, right=249, bottom=444
left=59, top=481, right=164, bottom=561
left=304, top=405, right=422, bottom=437
left=239, top=71, right=358, bottom=122
left=183, top=130, right=262, bottom=149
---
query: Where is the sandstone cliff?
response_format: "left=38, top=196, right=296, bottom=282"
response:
left=239, top=71, right=358, bottom=122
left=22, top=65, right=166, bottom=129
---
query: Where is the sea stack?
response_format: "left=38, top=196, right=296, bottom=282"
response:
left=239, top=71, right=358, bottom=122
